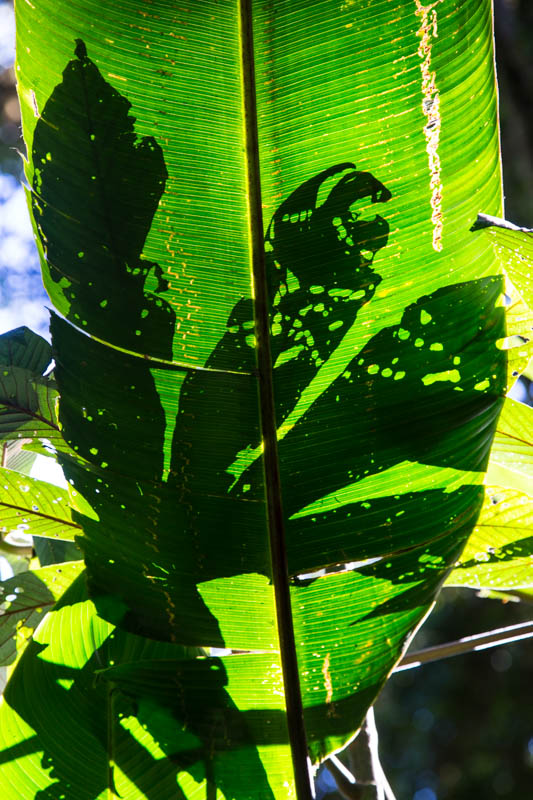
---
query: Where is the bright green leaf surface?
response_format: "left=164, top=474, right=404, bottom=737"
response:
left=0, top=561, right=83, bottom=668
left=0, top=466, right=80, bottom=542
left=446, top=487, right=533, bottom=591
left=473, top=214, right=533, bottom=310
left=7, top=1, right=509, bottom=797
left=449, top=399, right=533, bottom=592
left=0, top=575, right=228, bottom=800
left=486, top=397, right=533, bottom=497
left=503, top=281, right=533, bottom=390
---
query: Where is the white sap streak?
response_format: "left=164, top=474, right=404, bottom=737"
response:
left=415, top=0, right=444, bottom=252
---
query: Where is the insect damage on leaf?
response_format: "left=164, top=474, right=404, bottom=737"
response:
left=415, top=0, right=444, bottom=252
left=31, top=41, right=175, bottom=360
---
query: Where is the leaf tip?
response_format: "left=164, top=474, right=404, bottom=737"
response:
left=74, top=39, right=87, bottom=61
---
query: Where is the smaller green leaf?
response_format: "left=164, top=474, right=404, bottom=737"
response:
left=0, top=370, right=59, bottom=443
left=99, top=655, right=292, bottom=799
left=486, top=397, right=533, bottom=497
left=0, top=466, right=80, bottom=542
left=33, top=537, right=83, bottom=567
left=1, top=441, right=38, bottom=479
left=446, top=486, right=533, bottom=591
left=0, top=328, right=62, bottom=452
left=473, top=214, right=533, bottom=311
left=0, top=327, right=51, bottom=375
left=501, top=280, right=533, bottom=389
left=0, top=574, right=202, bottom=800
left=0, top=561, right=84, bottom=667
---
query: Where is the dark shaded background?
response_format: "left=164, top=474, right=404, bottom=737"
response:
left=495, top=0, right=533, bottom=228
left=0, top=0, right=532, bottom=797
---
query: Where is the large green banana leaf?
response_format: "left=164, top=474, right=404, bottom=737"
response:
left=0, top=0, right=512, bottom=797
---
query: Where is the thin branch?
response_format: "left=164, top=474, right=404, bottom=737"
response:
left=395, top=620, right=533, bottom=671
left=381, top=773, right=397, bottom=800
left=356, top=708, right=384, bottom=800
left=326, top=756, right=370, bottom=799
left=325, top=707, right=397, bottom=799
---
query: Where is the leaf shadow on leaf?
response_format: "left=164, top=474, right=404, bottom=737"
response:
left=19, top=37, right=510, bottom=797
left=230, top=275, right=506, bottom=520
left=456, top=533, right=533, bottom=570
left=170, top=162, right=392, bottom=496
left=32, top=41, right=230, bottom=647
left=350, top=509, right=484, bottom=624
left=99, top=654, right=393, bottom=796
left=1, top=577, right=183, bottom=799
left=31, top=40, right=175, bottom=360
left=100, top=657, right=284, bottom=800
left=1, top=575, right=278, bottom=800
left=169, top=178, right=507, bottom=594
left=52, top=157, right=398, bottom=648
left=51, top=104, right=506, bottom=650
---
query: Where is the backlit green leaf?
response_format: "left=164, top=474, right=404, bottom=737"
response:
left=0, top=466, right=80, bottom=542
left=5, top=1, right=511, bottom=797
left=0, top=561, right=84, bottom=668
left=486, top=397, right=533, bottom=497
left=473, top=214, right=533, bottom=311
left=502, top=281, right=533, bottom=391
left=0, top=327, right=61, bottom=450
left=446, top=486, right=533, bottom=591
left=0, top=575, right=207, bottom=800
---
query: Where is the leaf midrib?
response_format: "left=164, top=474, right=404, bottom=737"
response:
left=238, top=2, right=312, bottom=797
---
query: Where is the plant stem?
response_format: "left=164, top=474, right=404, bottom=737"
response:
left=395, top=619, right=533, bottom=671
